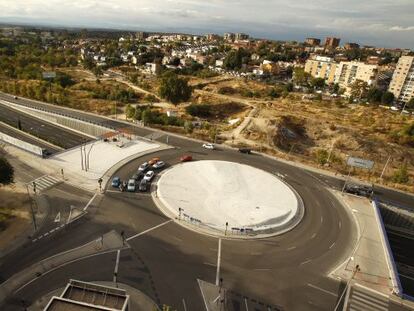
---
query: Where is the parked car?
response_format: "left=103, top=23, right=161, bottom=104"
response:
left=345, top=183, right=373, bottom=198
left=111, top=177, right=121, bottom=188
left=127, top=179, right=136, bottom=192
left=143, top=170, right=155, bottom=181
left=138, top=162, right=149, bottom=172
left=148, top=157, right=160, bottom=165
left=119, top=181, right=127, bottom=192
left=139, top=179, right=148, bottom=192
left=202, top=143, right=215, bottom=150
left=238, top=148, right=252, bottom=154
left=180, top=155, right=192, bottom=162
left=152, top=161, right=165, bottom=169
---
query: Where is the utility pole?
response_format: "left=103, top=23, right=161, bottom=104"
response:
left=380, top=155, right=391, bottom=181
left=25, top=185, right=37, bottom=231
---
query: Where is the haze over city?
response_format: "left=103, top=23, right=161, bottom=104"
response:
left=1, top=0, right=414, bottom=48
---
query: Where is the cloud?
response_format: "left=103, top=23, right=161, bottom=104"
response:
left=390, top=25, right=414, bottom=31
left=0, top=0, right=413, bottom=48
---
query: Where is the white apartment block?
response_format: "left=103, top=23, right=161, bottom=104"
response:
left=334, top=61, right=378, bottom=89
left=388, top=56, right=414, bottom=103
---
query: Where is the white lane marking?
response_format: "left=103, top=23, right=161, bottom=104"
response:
left=113, top=249, right=121, bottom=282
left=172, top=236, right=183, bottom=242
left=126, top=220, right=172, bottom=241
left=203, top=262, right=216, bottom=267
left=182, top=299, right=187, bottom=311
left=83, top=192, right=98, bottom=211
left=307, top=283, right=337, bottom=297
left=310, top=233, right=316, bottom=239
left=300, top=259, right=311, bottom=265
left=320, top=216, right=323, bottom=223
left=329, top=242, right=336, bottom=249
left=287, top=246, right=296, bottom=251
left=338, top=221, right=342, bottom=229
left=215, top=238, right=222, bottom=286
left=245, top=297, right=249, bottom=311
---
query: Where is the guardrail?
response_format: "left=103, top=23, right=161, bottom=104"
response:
left=372, top=198, right=403, bottom=297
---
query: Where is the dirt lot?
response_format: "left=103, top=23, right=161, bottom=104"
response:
left=0, top=185, right=31, bottom=252
left=228, top=94, right=414, bottom=191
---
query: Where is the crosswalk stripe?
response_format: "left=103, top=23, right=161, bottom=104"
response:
left=29, top=174, right=62, bottom=193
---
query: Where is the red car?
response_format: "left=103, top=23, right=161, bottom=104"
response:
left=180, top=155, right=192, bottom=162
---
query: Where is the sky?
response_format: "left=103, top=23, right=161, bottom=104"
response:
left=0, top=0, right=413, bottom=49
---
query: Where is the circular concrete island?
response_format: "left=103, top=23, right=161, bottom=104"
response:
left=156, top=160, right=304, bottom=238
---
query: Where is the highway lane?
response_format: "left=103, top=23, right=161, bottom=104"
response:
left=0, top=122, right=61, bottom=155
left=0, top=101, right=92, bottom=149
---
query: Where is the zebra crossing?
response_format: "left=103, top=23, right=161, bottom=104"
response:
left=28, top=175, right=62, bottom=193
left=145, top=132, right=165, bottom=141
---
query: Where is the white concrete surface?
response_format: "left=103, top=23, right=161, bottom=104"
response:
left=50, top=137, right=160, bottom=181
left=157, top=160, right=301, bottom=233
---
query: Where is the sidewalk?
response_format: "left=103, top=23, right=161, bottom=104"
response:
left=329, top=192, right=394, bottom=296
left=0, top=230, right=126, bottom=305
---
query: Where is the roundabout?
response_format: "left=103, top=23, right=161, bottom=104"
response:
left=155, top=160, right=304, bottom=237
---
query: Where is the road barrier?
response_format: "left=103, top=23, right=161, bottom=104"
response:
left=372, top=199, right=403, bottom=297
left=0, top=131, right=44, bottom=157
left=0, top=100, right=113, bottom=138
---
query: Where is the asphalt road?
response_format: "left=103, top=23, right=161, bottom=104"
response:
left=0, top=100, right=92, bottom=150
left=0, top=92, right=413, bottom=310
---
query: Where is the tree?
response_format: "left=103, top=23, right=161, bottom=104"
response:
left=159, top=71, right=192, bottom=105
left=310, top=77, right=325, bottom=90
left=0, top=157, right=14, bottom=186
left=405, top=97, right=414, bottom=110
left=125, top=104, right=136, bottom=119
left=293, top=68, right=311, bottom=86
left=367, top=87, right=383, bottom=103
left=392, top=163, right=409, bottom=184
left=350, top=80, right=368, bottom=99
left=223, top=48, right=249, bottom=70
left=381, top=91, right=394, bottom=105
left=184, top=121, right=194, bottom=133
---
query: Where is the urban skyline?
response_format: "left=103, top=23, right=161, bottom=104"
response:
left=0, top=0, right=413, bottom=49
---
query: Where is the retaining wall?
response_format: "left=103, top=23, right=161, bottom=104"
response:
left=0, top=132, right=44, bottom=156
left=1, top=101, right=112, bottom=138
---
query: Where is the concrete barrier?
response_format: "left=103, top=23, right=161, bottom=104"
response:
left=372, top=199, right=403, bottom=297
left=0, top=132, right=44, bottom=156
left=0, top=100, right=112, bottom=138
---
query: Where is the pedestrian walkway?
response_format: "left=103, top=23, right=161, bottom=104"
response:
left=145, top=132, right=165, bottom=141
left=29, top=175, right=62, bottom=193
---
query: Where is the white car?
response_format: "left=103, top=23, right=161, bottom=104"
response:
left=152, top=161, right=165, bottom=169
left=138, top=162, right=149, bottom=171
left=390, top=106, right=399, bottom=111
left=143, top=170, right=155, bottom=181
left=202, top=143, right=215, bottom=150
left=127, top=179, right=136, bottom=192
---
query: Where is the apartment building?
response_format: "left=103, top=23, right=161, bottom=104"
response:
left=388, top=56, right=414, bottom=103
left=224, top=32, right=235, bottom=41
left=235, top=33, right=249, bottom=41
left=334, top=61, right=378, bottom=90
left=304, top=55, right=338, bottom=84
left=305, top=38, right=321, bottom=46
left=324, top=37, right=341, bottom=49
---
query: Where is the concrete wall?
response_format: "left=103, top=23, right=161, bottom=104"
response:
left=372, top=199, right=403, bottom=297
left=0, top=132, right=44, bottom=156
left=2, top=101, right=112, bottom=138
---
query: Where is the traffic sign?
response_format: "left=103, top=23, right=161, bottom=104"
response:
left=42, top=71, right=56, bottom=79
left=347, top=157, right=374, bottom=170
